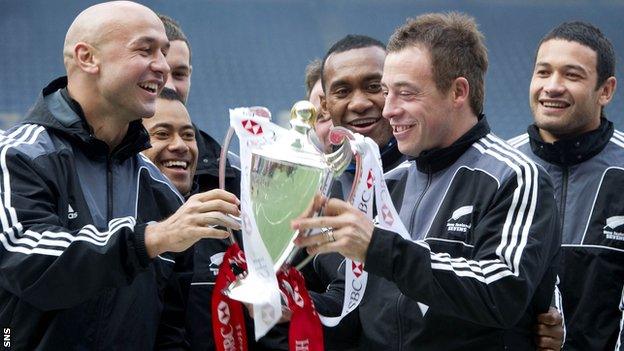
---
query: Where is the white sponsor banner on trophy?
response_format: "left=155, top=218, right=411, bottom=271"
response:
left=320, top=135, right=427, bottom=326
left=227, top=108, right=283, bottom=339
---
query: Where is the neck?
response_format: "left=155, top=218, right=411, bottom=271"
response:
left=538, top=117, right=601, bottom=143
left=67, top=80, right=129, bottom=150
left=444, top=109, right=478, bottom=148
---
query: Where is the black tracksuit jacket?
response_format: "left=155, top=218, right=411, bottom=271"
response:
left=357, top=117, right=561, bottom=350
left=0, top=77, right=184, bottom=350
left=511, top=119, right=624, bottom=350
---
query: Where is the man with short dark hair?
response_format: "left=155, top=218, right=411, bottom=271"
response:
left=295, top=13, right=561, bottom=350
left=0, top=2, right=239, bottom=349
left=509, top=21, right=622, bottom=350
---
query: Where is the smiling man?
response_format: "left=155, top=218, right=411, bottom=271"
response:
left=509, top=21, right=622, bottom=350
left=0, top=2, right=240, bottom=349
left=295, top=13, right=561, bottom=350
left=321, top=35, right=403, bottom=176
left=142, top=88, right=198, bottom=196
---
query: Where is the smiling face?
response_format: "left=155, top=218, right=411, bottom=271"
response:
left=381, top=46, right=457, bottom=157
left=530, top=39, right=613, bottom=142
left=164, top=39, right=192, bottom=103
left=142, top=98, right=198, bottom=195
left=321, top=46, right=393, bottom=147
left=96, top=13, right=170, bottom=122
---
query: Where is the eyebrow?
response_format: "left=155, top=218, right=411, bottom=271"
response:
left=535, top=62, right=588, bottom=72
left=329, top=73, right=382, bottom=89
left=386, top=81, right=419, bottom=90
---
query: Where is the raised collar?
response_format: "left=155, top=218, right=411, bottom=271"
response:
left=527, top=118, right=613, bottom=166
left=411, top=115, right=490, bottom=173
left=24, top=76, right=151, bottom=161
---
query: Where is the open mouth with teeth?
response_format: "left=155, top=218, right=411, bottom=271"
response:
left=138, top=82, right=158, bottom=94
left=162, top=160, right=189, bottom=170
left=393, top=125, right=414, bottom=133
left=348, top=117, right=383, bottom=128
left=540, top=100, right=570, bottom=109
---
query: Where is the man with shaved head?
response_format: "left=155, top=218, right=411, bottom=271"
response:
left=0, top=1, right=240, bottom=349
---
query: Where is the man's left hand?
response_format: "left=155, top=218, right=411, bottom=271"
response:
left=535, top=307, right=564, bottom=350
left=292, top=194, right=374, bottom=263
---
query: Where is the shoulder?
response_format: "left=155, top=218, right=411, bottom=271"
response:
left=469, top=133, right=544, bottom=187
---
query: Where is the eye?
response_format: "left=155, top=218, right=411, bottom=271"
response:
left=182, top=131, right=196, bottom=141
left=172, top=71, right=189, bottom=80
left=152, top=130, right=170, bottom=139
left=333, top=88, right=349, bottom=98
left=535, top=69, right=550, bottom=77
left=367, top=82, right=382, bottom=92
left=382, top=90, right=389, bottom=97
left=566, top=72, right=581, bottom=80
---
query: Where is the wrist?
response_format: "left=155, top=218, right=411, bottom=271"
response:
left=144, top=222, right=163, bottom=258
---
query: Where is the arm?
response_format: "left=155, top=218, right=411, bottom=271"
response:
left=294, top=170, right=561, bottom=329
left=364, top=173, right=561, bottom=328
left=0, top=150, right=239, bottom=311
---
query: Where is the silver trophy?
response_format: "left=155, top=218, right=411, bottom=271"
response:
left=220, top=101, right=354, bottom=272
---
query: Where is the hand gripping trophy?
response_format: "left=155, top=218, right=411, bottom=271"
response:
left=212, top=101, right=357, bottom=351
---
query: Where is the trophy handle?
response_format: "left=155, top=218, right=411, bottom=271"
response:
left=219, top=106, right=272, bottom=244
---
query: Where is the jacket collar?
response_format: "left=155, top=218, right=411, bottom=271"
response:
left=411, top=114, right=490, bottom=173
left=24, top=76, right=151, bottom=161
left=527, top=118, right=613, bottom=166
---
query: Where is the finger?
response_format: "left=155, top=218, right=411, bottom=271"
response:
left=536, top=308, right=562, bottom=325
left=295, top=193, right=327, bottom=221
left=292, top=214, right=348, bottom=234
left=203, top=212, right=242, bottom=230
left=322, top=197, right=357, bottom=216
left=192, top=189, right=240, bottom=204
left=294, top=229, right=331, bottom=248
left=306, top=237, right=344, bottom=257
left=197, top=227, right=231, bottom=240
left=191, top=199, right=240, bottom=216
left=535, top=323, right=563, bottom=339
left=535, top=335, right=558, bottom=349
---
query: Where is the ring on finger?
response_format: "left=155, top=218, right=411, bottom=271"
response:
left=325, top=228, right=336, bottom=242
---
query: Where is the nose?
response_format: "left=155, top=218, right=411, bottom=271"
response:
left=348, top=90, right=374, bottom=114
left=382, top=92, right=399, bottom=121
left=168, top=133, right=189, bottom=153
left=152, top=50, right=171, bottom=79
left=543, top=73, right=565, bottom=96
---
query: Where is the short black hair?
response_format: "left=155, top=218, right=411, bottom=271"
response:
left=538, top=21, right=615, bottom=88
left=158, top=14, right=192, bottom=64
left=159, top=87, right=184, bottom=104
left=321, top=34, right=385, bottom=91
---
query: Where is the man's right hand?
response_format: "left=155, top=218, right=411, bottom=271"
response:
left=144, top=189, right=241, bottom=257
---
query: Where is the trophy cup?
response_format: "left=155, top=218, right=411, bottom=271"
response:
left=224, top=101, right=353, bottom=271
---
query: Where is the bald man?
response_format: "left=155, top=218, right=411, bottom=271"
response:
left=0, top=2, right=239, bottom=349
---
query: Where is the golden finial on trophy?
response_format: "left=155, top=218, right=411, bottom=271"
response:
left=290, top=100, right=317, bottom=129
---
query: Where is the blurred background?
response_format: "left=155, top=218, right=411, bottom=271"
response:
left=1, top=0, right=623, bottom=145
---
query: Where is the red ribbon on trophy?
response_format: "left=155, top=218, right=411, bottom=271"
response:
left=212, top=243, right=249, bottom=351
left=278, top=267, right=324, bottom=351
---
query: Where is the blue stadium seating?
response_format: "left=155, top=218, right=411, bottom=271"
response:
left=1, top=0, right=622, bottom=142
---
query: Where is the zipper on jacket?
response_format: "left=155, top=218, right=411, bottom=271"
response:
left=408, top=164, right=432, bottom=234
left=107, top=155, right=113, bottom=222
left=559, top=167, right=568, bottom=236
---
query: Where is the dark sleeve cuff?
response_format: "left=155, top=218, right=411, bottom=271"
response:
left=133, top=223, right=153, bottom=268
left=364, top=227, right=398, bottom=281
